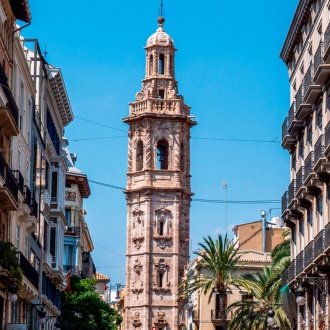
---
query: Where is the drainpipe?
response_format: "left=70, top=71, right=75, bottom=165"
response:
left=261, top=210, right=267, bottom=253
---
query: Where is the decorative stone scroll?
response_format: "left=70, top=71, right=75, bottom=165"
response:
left=153, top=235, right=172, bottom=250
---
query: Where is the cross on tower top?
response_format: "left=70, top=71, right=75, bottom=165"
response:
left=159, top=0, right=164, bottom=18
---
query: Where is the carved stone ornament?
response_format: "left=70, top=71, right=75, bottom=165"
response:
left=134, top=260, right=143, bottom=274
left=158, top=122, right=169, bottom=132
left=153, top=235, right=172, bottom=250
left=133, top=207, right=144, bottom=225
left=133, top=312, right=142, bottom=328
left=154, top=311, right=169, bottom=325
left=135, top=92, right=144, bottom=101
left=132, top=236, right=144, bottom=249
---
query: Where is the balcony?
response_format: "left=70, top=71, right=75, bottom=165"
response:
left=18, top=251, right=39, bottom=289
left=287, top=259, right=296, bottom=283
left=29, top=198, right=38, bottom=218
left=304, top=240, right=314, bottom=269
left=65, top=226, right=81, bottom=236
left=304, top=151, right=315, bottom=183
left=314, top=42, right=330, bottom=86
left=0, top=106, right=19, bottom=137
left=322, top=22, right=330, bottom=63
left=303, top=64, right=321, bottom=108
left=282, top=191, right=289, bottom=215
left=325, top=222, right=330, bottom=252
left=324, top=122, right=330, bottom=156
left=0, top=153, right=4, bottom=180
left=282, top=117, right=295, bottom=149
left=23, top=185, right=31, bottom=205
left=288, top=99, right=303, bottom=135
left=288, top=179, right=296, bottom=206
left=296, top=167, right=304, bottom=193
left=281, top=267, right=288, bottom=287
left=13, top=170, right=24, bottom=194
left=0, top=164, right=19, bottom=210
left=192, top=309, right=200, bottom=323
left=314, top=229, right=325, bottom=259
left=296, top=250, right=305, bottom=275
left=314, top=135, right=326, bottom=171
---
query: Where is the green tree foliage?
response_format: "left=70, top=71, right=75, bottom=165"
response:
left=227, top=231, right=291, bottom=330
left=228, top=267, right=290, bottom=330
left=179, top=234, right=241, bottom=330
left=59, top=276, right=122, bottom=330
left=0, top=241, right=22, bottom=284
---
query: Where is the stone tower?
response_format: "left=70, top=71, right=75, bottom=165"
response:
left=123, top=16, right=196, bottom=330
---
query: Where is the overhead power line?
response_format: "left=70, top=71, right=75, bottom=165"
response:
left=71, top=116, right=280, bottom=144
left=94, top=243, right=125, bottom=257
left=89, top=180, right=280, bottom=204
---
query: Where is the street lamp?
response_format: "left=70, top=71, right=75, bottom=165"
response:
left=7, top=283, right=18, bottom=303
left=294, top=283, right=306, bottom=306
left=267, top=307, right=275, bottom=325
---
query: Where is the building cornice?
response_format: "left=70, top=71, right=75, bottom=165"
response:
left=280, top=0, right=313, bottom=64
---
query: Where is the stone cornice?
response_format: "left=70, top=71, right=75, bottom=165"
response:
left=280, top=0, right=313, bottom=64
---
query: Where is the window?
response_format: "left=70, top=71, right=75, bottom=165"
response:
left=159, top=221, right=164, bottom=236
left=136, top=141, right=144, bottom=171
left=16, top=225, right=20, bottom=250
left=50, top=227, right=56, bottom=257
left=149, top=55, right=153, bottom=76
left=51, top=172, right=58, bottom=200
left=299, top=220, right=304, bottom=235
left=158, top=89, right=164, bottom=99
left=45, top=162, right=49, bottom=190
left=159, top=54, right=165, bottom=75
left=307, top=125, right=313, bottom=146
left=308, top=207, right=313, bottom=226
left=292, top=153, right=297, bottom=170
left=19, top=81, right=25, bottom=131
left=24, top=234, right=28, bottom=257
left=159, top=272, right=163, bottom=287
left=292, top=227, right=297, bottom=245
left=65, top=208, right=71, bottom=226
left=317, top=195, right=323, bottom=215
left=317, top=110, right=322, bottom=131
left=157, top=139, right=169, bottom=170
left=242, top=293, right=253, bottom=301
left=299, top=140, right=304, bottom=159
left=169, top=56, right=173, bottom=76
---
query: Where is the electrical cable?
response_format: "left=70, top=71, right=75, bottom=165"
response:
left=89, top=179, right=281, bottom=204
left=74, top=116, right=126, bottom=133
left=94, top=243, right=125, bottom=257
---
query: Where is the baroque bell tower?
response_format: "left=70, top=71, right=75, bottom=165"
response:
left=123, top=14, right=196, bottom=330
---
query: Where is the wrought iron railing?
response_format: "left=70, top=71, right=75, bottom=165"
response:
left=282, top=191, right=288, bottom=215
left=0, top=63, right=18, bottom=126
left=295, top=85, right=303, bottom=109
left=288, top=102, right=296, bottom=125
left=324, top=22, right=330, bottom=52
left=4, top=165, right=18, bottom=202
left=30, top=198, right=38, bottom=218
left=305, top=240, right=314, bottom=267
left=211, top=310, right=223, bottom=320
left=288, top=179, right=296, bottom=203
left=314, top=134, right=325, bottom=164
left=288, top=259, right=296, bottom=283
left=13, top=170, right=24, bottom=193
left=18, top=251, right=39, bottom=289
left=282, top=117, right=289, bottom=140
left=325, top=222, right=330, bottom=250
left=303, top=63, right=313, bottom=96
left=296, top=167, right=304, bottom=192
left=325, top=121, right=330, bottom=149
left=23, top=185, right=31, bottom=205
left=314, top=42, right=323, bottom=75
left=296, top=250, right=305, bottom=275
left=281, top=267, right=288, bottom=287
left=0, top=152, right=4, bottom=179
left=314, top=229, right=325, bottom=257
left=304, top=151, right=314, bottom=179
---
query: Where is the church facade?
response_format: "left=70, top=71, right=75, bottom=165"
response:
left=123, top=17, right=196, bottom=330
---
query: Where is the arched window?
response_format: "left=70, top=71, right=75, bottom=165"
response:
left=159, top=54, right=165, bottom=75
left=157, top=139, right=169, bottom=170
left=169, top=56, right=173, bottom=76
left=149, top=55, right=153, bottom=76
left=158, top=272, right=163, bottom=287
left=136, top=141, right=143, bottom=171
left=180, top=143, right=185, bottom=172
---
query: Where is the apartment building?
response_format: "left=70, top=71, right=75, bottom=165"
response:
left=182, top=218, right=284, bottom=330
left=62, top=139, right=93, bottom=278
left=281, top=0, right=330, bottom=328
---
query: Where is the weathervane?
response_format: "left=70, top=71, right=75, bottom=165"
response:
left=159, top=0, right=165, bottom=18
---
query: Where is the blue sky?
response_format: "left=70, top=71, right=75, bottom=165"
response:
left=25, top=0, right=298, bottom=285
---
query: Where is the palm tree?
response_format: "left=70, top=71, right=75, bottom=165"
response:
left=264, top=230, right=290, bottom=301
left=179, top=234, right=241, bottom=330
left=227, top=266, right=290, bottom=330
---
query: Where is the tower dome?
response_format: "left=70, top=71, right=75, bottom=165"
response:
left=146, top=19, right=174, bottom=48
